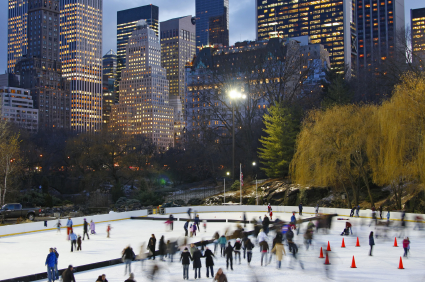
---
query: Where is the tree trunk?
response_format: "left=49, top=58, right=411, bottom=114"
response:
left=360, top=167, right=374, bottom=207
left=347, top=172, right=359, bottom=206
left=339, top=179, right=351, bottom=208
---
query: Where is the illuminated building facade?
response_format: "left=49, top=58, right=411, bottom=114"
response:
left=256, top=0, right=357, bottom=72
left=209, top=12, right=229, bottom=47
left=160, top=15, right=196, bottom=146
left=102, top=50, right=117, bottom=126
left=116, top=4, right=159, bottom=100
left=357, top=0, right=405, bottom=70
left=411, top=8, right=425, bottom=64
left=195, top=0, right=229, bottom=52
left=59, top=0, right=103, bottom=132
left=0, top=86, right=39, bottom=133
left=8, top=0, right=28, bottom=73
left=112, top=21, right=174, bottom=150
left=15, top=0, right=71, bottom=131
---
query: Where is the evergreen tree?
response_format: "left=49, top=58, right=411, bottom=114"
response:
left=321, top=66, right=352, bottom=109
left=258, top=104, right=301, bottom=178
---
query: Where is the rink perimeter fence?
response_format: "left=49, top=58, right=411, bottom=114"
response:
left=0, top=205, right=424, bottom=282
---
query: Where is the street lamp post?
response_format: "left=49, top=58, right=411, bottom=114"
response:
left=224, top=172, right=230, bottom=204
left=229, top=90, right=246, bottom=181
left=253, top=162, right=258, bottom=205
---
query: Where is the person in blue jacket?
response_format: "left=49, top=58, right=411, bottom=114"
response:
left=70, top=231, right=77, bottom=252
left=45, top=248, right=56, bottom=282
left=184, top=220, right=190, bottom=237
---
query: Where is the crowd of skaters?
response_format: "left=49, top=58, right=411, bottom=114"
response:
left=45, top=205, right=421, bottom=282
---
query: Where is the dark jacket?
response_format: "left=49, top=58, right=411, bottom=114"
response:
left=262, top=216, right=270, bottom=228
left=194, top=217, right=200, bottom=224
left=159, top=237, right=166, bottom=255
left=245, top=240, right=254, bottom=251
left=96, top=276, right=108, bottom=282
left=83, top=220, right=88, bottom=231
left=54, top=251, right=59, bottom=264
left=234, top=241, right=242, bottom=251
left=259, top=241, right=269, bottom=252
left=123, top=247, right=135, bottom=260
left=169, top=214, right=174, bottom=221
left=369, top=236, right=375, bottom=246
left=204, top=249, right=215, bottom=266
left=225, top=244, right=234, bottom=258
left=45, top=252, right=56, bottom=267
left=180, top=250, right=193, bottom=265
left=62, top=267, right=75, bottom=282
left=286, top=229, right=294, bottom=242
left=124, top=279, right=135, bottom=282
left=192, top=249, right=202, bottom=268
left=148, top=237, right=156, bottom=252
left=184, top=221, right=189, bottom=229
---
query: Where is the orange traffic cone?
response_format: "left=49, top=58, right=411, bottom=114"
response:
left=341, top=238, right=346, bottom=248
left=324, top=253, right=331, bottom=265
left=327, top=241, right=332, bottom=251
left=394, top=237, right=398, bottom=247
left=398, top=256, right=404, bottom=269
left=355, top=237, right=360, bottom=247
left=351, top=256, right=357, bottom=268
left=319, top=247, right=324, bottom=258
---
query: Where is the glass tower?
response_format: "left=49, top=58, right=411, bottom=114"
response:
left=102, top=50, right=117, bottom=125
left=356, top=0, right=405, bottom=71
left=116, top=4, right=159, bottom=99
left=15, top=0, right=71, bottom=131
left=411, top=8, right=425, bottom=64
left=60, top=0, right=103, bottom=132
left=8, top=0, right=28, bottom=73
left=256, top=0, right=357, bottom=72
left=195, top=0, right=229, bottom=52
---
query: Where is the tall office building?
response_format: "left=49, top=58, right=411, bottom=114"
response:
left=160, top=16, right=196, bottom=146
left=102, top=50, right=117, bottom=125
left=195, top=0, right=229, bottom=52
left=357, top=0, right=405, bottom=70
left=116, top=4, right=159, bottom=98
left=112, top=21, right=174, bottom=150
left=411, top=8, right=425, bottom=63
left=256, top=0, right=357, bottom=71
left=8, top=0, right=28, bottom=73
left=15, top=0, right=71, bottom=131
left=60, top=0, right=103, bottom=132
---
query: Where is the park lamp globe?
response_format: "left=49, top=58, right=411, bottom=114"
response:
left=229, top=90, right=247, bottom=100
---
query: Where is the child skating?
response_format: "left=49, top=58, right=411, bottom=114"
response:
left=107, top=224, right=112, bottom=238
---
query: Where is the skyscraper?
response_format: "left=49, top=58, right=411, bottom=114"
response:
left=411, top=8, right=425, bottom=63
left=256, top=0, right=357, bottom=71
left=160, top=16, right=196, bottom=146
left=116, top=4, right=159, bottom=99
left=357, top=0, right=405, bottom=71
left=102, top=50, right=117, bottom=125
left=60, top=0, right=103, bottom=132
left=8, top=0, right=28, bottom=73
left=112, top=20, right=174, bottom=150
left=15, top=0, right=71, bottom=131
left=195, top=0, right=229, bottom=52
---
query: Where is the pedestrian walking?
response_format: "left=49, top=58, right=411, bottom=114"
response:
left=299, top=202, right=303, bottom=215
left=70, top=231, right=77, bottom=252
left=234, top=239, right=242, bottom=264
left=245, top=238, right=254, bottom=264
left=271, top=242, right=286, bottom=269
left=148, top=234, right=156, bottom=260
left=76, top=235, right=82, bottom=251
left=180, top=247, right=193, bottom=280
left=45, top=248, right=56, bottom=282
left=218, top=235, right=227, bottom=257
left=403, top=237, right=410, bottom=257
left=369, top=231, right=375, bottom=256
left=184, top=220, right=189, bottom=237
left=83, top=219, right=90, bottom=240
left=123, top=245, right=135, bottom=275
left=193, top=247, right=202, bottom=279
left=204, top=247, right=215, bottom=278
left=225, top=242, right=234, bottom=270
left=213, top=268, right=228, bottom=282
left=259, top=240, right=269, bottom=266
left=62, top=265, right=75, bottom=282
left=66, top=217, right=73, bottom=240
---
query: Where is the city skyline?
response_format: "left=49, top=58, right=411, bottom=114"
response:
left=0, top=0, right=423, bottom=74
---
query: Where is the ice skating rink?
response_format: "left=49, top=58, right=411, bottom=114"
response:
left=2, top=211, right=425, bottom=282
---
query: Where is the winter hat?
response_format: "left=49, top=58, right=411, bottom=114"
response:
left=84, top=218, right=86, bottom=221
left=129, top=273, right=134, bottom=279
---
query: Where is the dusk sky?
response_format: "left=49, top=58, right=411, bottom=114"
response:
left=0, top=0, right=423, bottom=74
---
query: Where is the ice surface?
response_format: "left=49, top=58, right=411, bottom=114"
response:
left=1, top=211, right=425, bottom=282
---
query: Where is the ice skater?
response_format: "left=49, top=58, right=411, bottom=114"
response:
left=70, top=231, right=77, bottom=252
left=136, top=243, right=148, bottom=270
left=259, top=240, right=269, bottom=266
left=193, top=247, right=202, bottom=279
left=66, top=217, right=73, bottom=240
left=204, top=247, right=215, bottom=278
left=356, top=205, right=360, bottom=217
left=369, top=231, right=375, bottom=256
left=219, top=235, right=227, bottom=257
left=77, top=235, right=82, bottom=251
left=53, top=248, right=59, bottom=280
left=122, top=245, right=135, bottom=275
left=213, top=268, right=228, bottom=282
left=56, top=219, right=61, bottom=233
left=271, top=241, right=286, bottom=269
left=180, top=247, right=193, bottom=280
left=350, top=206, right=355, bottom=217
left=187, top=208, right=192, bottom=219
left=90, top=219, right=96, bottom=234
left=234, top=239, right=242, bottom=264
left=245, top=238, right=254, bottom=265
left=288, top=241, right=304, bottom=269
left=403, top=237, right=410, bottom=257
left=83, top=218, right=89, bottom=240
left=106, top=224, right=112, bottom=238
left=45, top=248, right=56, bottom=282
left=148, top=234, right=156, bottom=260
left=225, top=242, right=234, bottom=270
left=184, top=220, right=190, bottom=237
left=203, top=220, right=207, bottom=232
left=299, top=202, right=303, bottom=215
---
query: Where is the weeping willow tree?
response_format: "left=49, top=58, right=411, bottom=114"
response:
left=291, top=104, right=377, bottom=207
left=367, top=72, right=425, bottom=209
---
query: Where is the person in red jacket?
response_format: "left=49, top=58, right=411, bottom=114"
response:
left=403, top=237, right=410, bottom=257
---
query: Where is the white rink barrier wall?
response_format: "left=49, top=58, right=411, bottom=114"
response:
left=165, top=205, right=424, bottom=222
left=0, top=210, right=148, bottom=237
